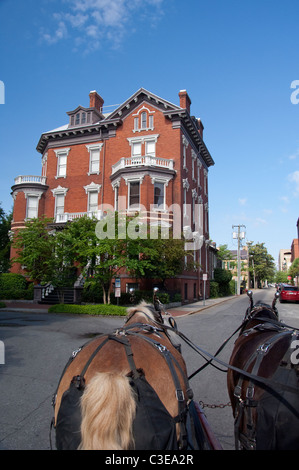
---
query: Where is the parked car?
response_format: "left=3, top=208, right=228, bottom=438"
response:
left=279, top=284, right=299, bottom=303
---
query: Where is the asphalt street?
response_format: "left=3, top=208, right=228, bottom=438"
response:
left=0, top=288, right=298, bottom=451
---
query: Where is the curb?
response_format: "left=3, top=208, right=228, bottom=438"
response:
left=167, top=295, right=237, bottom=318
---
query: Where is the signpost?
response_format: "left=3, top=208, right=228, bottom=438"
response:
left=115, top=278, right=121, bottom=305
left=203, top=273, right=207, bottom=305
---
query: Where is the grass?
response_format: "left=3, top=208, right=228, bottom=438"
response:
left=0, top=301, right=6, bottom=308
left=48, top=303, right=127, bottom=316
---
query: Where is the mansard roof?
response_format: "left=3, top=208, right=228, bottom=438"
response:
left=36, top=87, right=214, bottom=167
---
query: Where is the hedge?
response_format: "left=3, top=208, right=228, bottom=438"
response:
left=0, top=273, right=34, bottom=300
left=48, top=303, right=127, bottom=316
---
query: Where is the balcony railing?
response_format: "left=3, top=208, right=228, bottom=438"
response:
left=112, top=155, right=174, bottom=175
left=55, top=211, right=103, bottom=223
left=14, top=175, right=47, bottom=185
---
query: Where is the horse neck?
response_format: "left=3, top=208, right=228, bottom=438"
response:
left=242, top=306, right=278, bottom=331
left=126, top=311, right=162, bottom=328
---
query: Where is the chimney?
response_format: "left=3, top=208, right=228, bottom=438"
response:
left=89, top=90, right=104, bottom=113
left=179, top=90, right=191, bottom=114
left=197, top=118, right=204, bottom=138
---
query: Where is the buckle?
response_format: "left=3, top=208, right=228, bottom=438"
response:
left=176, top=389, right=185, bottom=402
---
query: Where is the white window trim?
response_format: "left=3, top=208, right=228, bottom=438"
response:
left=111, top=178, right=121, bottom=211
left=24, top=193, right=41, bottom=220
left=54, top=148, right=70, bottom=179
left=150, top=175, right=172, bottom=212
left=123, top=174, right=144, bottom=211
left=83, top=182, right=101, bottom=214
left=127, top=135, right=159, bottom=158
left=51, top=185, right=69, bottom=220
left=86, top=144, right=103, bottom=175
left=132, top=106, right=155, bottom=133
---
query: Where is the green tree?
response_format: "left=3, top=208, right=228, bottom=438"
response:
left=275, top=270, right=289, bottom=284
left=288, top=258, right=299, bottom=286
left=12, top=213, right=193, bottom=304
left=13, top=217, right=55, bottom=283
left=248, top=242, right=276, bottom=287
left=12, top=217, right=76, bottom=301
left=0, top=205, right=12, bottom=273
left=217, top=244, right=235, bottom=262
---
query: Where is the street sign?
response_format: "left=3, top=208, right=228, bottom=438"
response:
left=115, top=287, right=121, bottom=298
left=115, top=278, right=121, bottom=288
left=203, top=273, right=208, bottom=281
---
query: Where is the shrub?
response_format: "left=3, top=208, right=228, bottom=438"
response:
left=209, top=281, right=219, bottom=298
left=48, top=303, right=127, bottom=316
left=0, top=273, right=34, bottom=300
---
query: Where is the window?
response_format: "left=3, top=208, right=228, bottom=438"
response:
left=26, top=195, right=38, bottom=219
left=132, top=141, right=142, bottom=157
left=51, top=185, right=68, bottom=221
left=132, top=107, right=155, bottom=132
left=75, top=113, right=80, bottom=125
left=54, top=148, right=70, bottom=179
left=55, top=194, right=65, bottom=217
left=86, top=144, right=103, bottom=175
left=129, top=181, right=140, bottom=209
left=81, top=112, right=86, bottom=124
left=84, top=182, right=101, bottom=215
left=146, top=139, right=156, bottom=156
left=88, top=191, right=98, bottom=214
left=154, top=182, right=164, bottom=209
left=57, top=154, right=67, bottom=177
left=141, top=112, right=147, bottom=129
left=128, top=135, right=158, bottom=159
left=90, top=148, right=100, bottom=173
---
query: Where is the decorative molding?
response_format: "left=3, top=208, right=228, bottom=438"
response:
left=83, top=182, right=101, bottom=194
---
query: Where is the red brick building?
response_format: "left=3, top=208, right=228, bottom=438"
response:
left=10, top=88, right=214, bottom=301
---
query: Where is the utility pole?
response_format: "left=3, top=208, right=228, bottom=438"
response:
left=232, top=225, right=246, bottom=295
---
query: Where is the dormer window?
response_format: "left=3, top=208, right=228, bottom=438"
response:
left=133, top=106, right=155, bottom=132
left=67, top=106, right=100, bottom=128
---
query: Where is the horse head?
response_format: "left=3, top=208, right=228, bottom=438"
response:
left=241, top=290, right=280, bottom=331
left=125, top=301, right=164, bottom=326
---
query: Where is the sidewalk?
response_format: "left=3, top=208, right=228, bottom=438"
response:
left=167, top=295, right=236, bottom=317
left=1, top=295, right=236, bottom=317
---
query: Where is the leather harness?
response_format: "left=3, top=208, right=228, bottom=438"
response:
left=233, top=320, right=298, bottom=450
left=52, top=311, right=194, bottom=450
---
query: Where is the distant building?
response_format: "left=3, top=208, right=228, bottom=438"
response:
left=278, top=249, right=292, bottom=271
left=10, top=88, right=215, bottom=301
left=222, top=246, right=249, bottom=289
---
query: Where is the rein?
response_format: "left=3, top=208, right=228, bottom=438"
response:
left=140, top=305, right=299, bottom=397
left=126, top=304, right=299, bottom=395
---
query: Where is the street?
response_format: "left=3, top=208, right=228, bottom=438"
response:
left=0, top=288, right=298, bottom=450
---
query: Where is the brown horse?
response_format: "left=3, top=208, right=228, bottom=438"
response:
left=52, top=302, right=196, bottom=450
left=227, top=291, right=299, bottom=450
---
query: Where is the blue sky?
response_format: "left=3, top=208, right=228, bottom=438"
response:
left=0, top=0, right=299, bottom=266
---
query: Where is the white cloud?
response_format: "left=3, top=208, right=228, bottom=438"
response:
left=288, top=148, right=299, bottom=160
left=42, top=20, right=68, bottom=44
left=41, top=0, right=164, bottom=50
left=238, top=198, right=247, bottom=206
